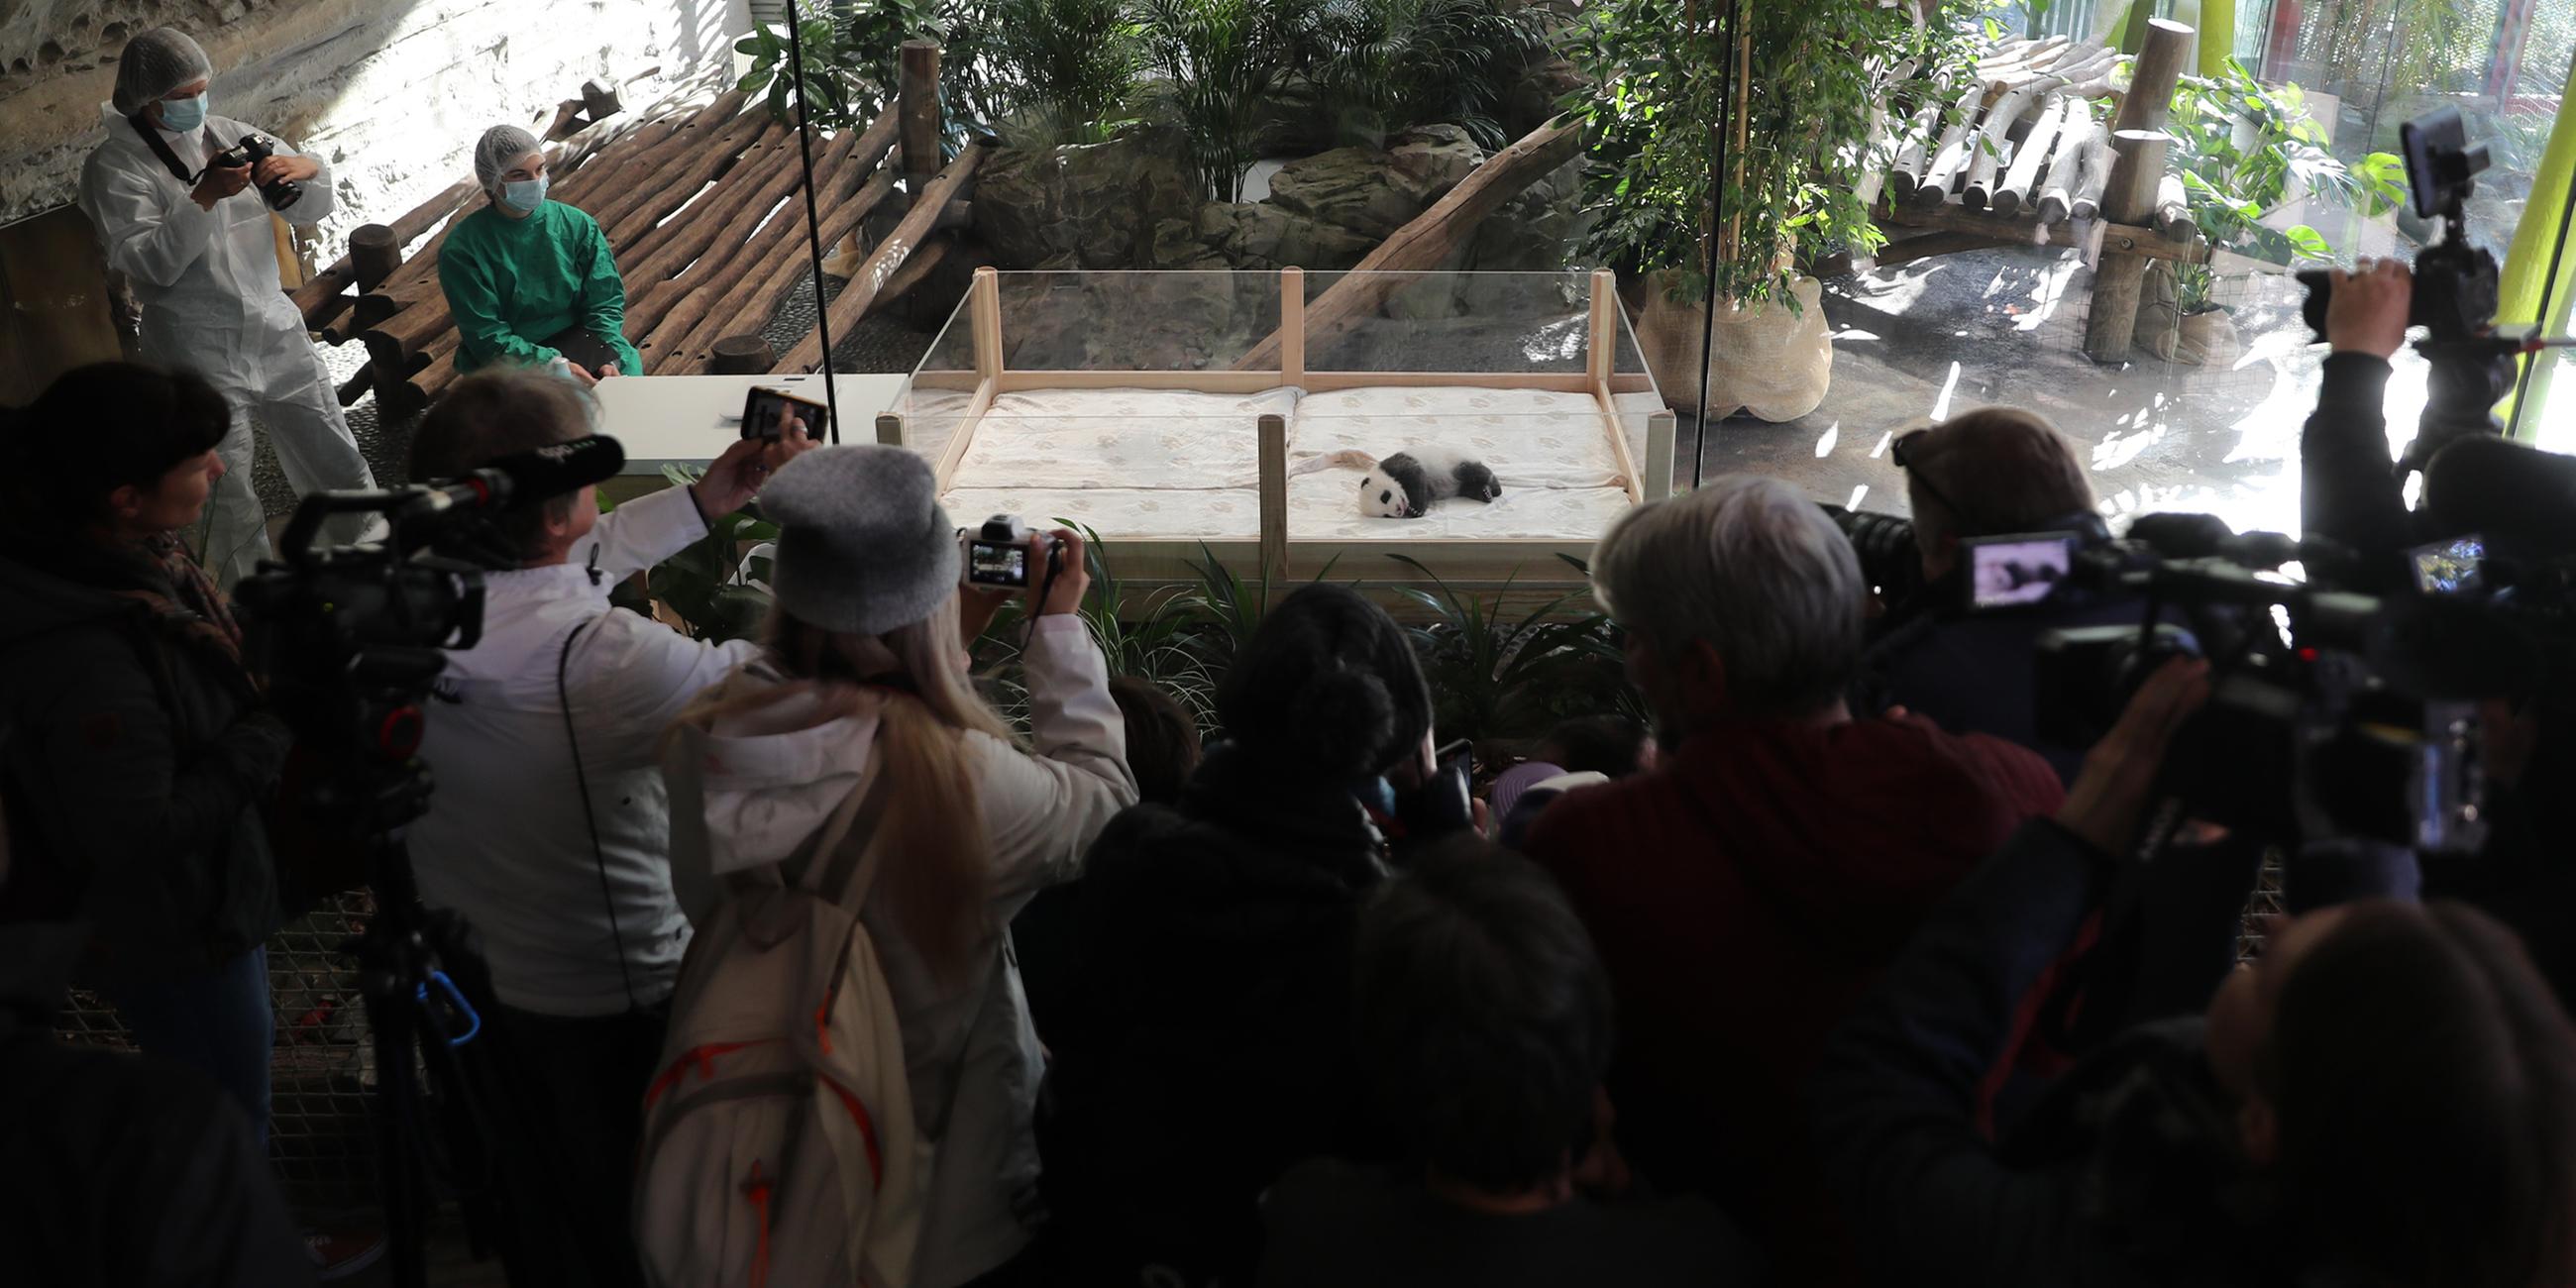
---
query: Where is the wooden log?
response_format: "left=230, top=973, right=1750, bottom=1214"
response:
left=544, top=99, right=587, bottom=142
left=774, top=142, right=988, bottom=374
left=349, top=224, right=402, bottom=291
left=583, top=79, right=623, bottom=122
left=711, top=335, right=774, bottom=374
left=2109, top=19, right=2195, bottom=137
left=578, top=103, right=769, bottom=250
left=292, top=174, right=479, bottom=327
left=1856, top=97, right=1898, bottom=211
left=875, top=233, right=951, bottom=312
left=1992, top=95, right=2069, bottom=218
left=618, top=116, right=802, bottom=270
left=336, top=361, right=374, bottom=406
left=2084, top=90, right=2188, bottom=364
left=2069, top=131, right=2117, bottom=221
left=1875, top=199, right=2208, bottom=265
left=899, top=40, right=942, bottom=197
left=632, top=124, right=875, bottom=363
left=1887, top=102, right=1942, bottom=204
left=2154, top=171, right=2195, bottom=239
left=620, top=134, right=809, bottom=335
left=1916, top=84, right=1989, bottom=207
left=653, top=164, right=900, bottom=375
left=2037, top=103, right=2102, bottom=224
left=1234, top=119, right=1580, bottom=373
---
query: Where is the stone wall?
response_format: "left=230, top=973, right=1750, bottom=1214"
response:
left=0, top=0, right=748, bottom=246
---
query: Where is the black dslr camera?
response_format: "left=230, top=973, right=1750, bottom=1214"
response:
left=207, top=132, right=303, bottom=211
left=2297, top=107, right=2511, bottom=471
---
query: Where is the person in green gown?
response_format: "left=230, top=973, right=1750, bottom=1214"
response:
left=439, top=125, right=644, bottom=386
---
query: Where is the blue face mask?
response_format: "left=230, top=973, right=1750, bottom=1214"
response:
left=501, top=174, right=549, bottom=214
left=158, top=92, right=207, bottom=133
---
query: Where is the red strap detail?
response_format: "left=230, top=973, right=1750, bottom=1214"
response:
left=816, top=1072, right=885, bottom=1188
left=1977, top=908, right=2105, bottom=1136
left=641, top=1039, right=776, bottom=1111
left=813, top=1001, right=833, bottom=1056
left=744, top=1161, right=774, bottom=1288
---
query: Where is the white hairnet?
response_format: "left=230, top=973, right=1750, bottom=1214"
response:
left=112, top=28, right=212, bottom=117
left=475, top=125, right=544, bottom=191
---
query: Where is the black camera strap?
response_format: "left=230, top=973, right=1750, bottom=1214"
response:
left=559, top=615, right=642, bottom=1013
left=126, top=114, right=200, bottom=185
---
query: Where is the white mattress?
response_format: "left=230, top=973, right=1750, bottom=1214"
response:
left=1289, top=385, right=1629, bottom=491
left=947, top=387, right=1298, bottom=490
left=928, top=383, right=1647, bottom=546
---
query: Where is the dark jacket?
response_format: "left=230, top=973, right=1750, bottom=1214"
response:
left=1814, top=819, right=2420, bottom=1288
left=0, top=540, right=289, bottom=980
left=0, top=920, right=313, bottom=1287
left=1037, top=742, right=1390, bottom=1286
left=1521, top=714, right=2064, bottom=1287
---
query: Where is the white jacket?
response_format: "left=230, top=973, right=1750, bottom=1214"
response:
left=411, top=484, right=761, bottom=1017
left=78, top=106, right=334, bottom=385
left=677, top=614, right=1136, bottom=1288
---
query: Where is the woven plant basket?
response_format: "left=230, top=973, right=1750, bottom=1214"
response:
left=1636, top=270, right=1833, bottom=422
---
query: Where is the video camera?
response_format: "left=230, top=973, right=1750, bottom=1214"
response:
left=2020, top=513, right=2576, bottom=854
left=235, top=436, right=624, bottom=785
left=2296, top=106, right=2517, bottom=472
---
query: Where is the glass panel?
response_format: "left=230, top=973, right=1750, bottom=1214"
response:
left=989, top=269, right=1283, bottom=373
left=1301, top=269, right=1599, bottom=374
left=1723, top=2, right=2574, bottom=541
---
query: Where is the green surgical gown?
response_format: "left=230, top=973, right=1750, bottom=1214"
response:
left=438, top=200, right=644, bottom=376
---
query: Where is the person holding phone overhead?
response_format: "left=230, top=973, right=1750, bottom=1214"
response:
left=440, top=124, right=644, bottom=386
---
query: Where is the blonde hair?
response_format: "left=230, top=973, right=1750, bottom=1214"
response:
left=681, top=592, right=1011, bottom=981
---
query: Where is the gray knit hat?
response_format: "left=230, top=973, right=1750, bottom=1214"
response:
left=760, top=445, right=960, bottom=636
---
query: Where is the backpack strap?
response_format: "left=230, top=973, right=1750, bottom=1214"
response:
left=781, top=767, right=897, bottom=910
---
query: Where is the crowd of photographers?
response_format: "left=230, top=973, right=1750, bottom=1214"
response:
left=5, top=24, right=2576, bottom=1288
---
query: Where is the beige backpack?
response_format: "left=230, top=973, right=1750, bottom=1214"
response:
left=639, top=725, right=929, bottom=1288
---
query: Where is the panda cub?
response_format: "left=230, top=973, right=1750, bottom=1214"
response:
left=1359, top=447, right=1503, bottom=519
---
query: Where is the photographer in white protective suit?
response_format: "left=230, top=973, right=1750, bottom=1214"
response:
left=78, top=27, right=380, bottom=586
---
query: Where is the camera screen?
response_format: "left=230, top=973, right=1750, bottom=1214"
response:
left=1969, top=536, right=2075, bottom=610
left=2411, top=535, right=2486, bottom=595
left=968, top=540, right=1028, bottom=588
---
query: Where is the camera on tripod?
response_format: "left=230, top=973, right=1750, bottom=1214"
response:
left=2296, top=106, right=2519, bottom=469
left=206, top=132, right=304, bottom=211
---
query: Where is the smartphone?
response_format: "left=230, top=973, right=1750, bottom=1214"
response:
left=741, top=385, right=830, bottom=441
left=1964, top=533, right=2076, bottom=611
left=2409, top=534, right=2486, bottom=595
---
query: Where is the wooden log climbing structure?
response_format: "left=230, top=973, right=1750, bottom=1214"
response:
left=1857, top=22, right=2209, bottom=361
left=295, top=52, right=966, bottom=415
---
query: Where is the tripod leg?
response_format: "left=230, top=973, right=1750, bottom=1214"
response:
left=364, top=953, right=432, bottom=1288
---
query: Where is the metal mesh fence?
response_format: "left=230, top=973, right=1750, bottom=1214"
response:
left=54, top=892, right=383, bottom=1212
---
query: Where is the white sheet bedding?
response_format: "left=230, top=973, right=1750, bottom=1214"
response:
left=947, top=387, right=1300, bottom=490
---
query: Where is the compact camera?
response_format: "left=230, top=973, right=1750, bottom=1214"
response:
left=208, top=133, right=303, bottom=211
left=961, top=515, right=1062, bottom=590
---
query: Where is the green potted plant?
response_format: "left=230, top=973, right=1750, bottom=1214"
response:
left=1568, top=0, right=1932, bottom=421
left=2147, top=58, right=2406, bottom=365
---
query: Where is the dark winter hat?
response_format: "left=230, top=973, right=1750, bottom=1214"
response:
left=759, top=445, right=960, bottom=636
left=1218, top=584, right=1433, bottom=780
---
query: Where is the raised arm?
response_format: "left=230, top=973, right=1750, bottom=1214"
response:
left=972, top=613, right=1137, bottom=902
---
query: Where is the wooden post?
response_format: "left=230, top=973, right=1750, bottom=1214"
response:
left=1587, top=268, right=1619, bottom=390
left=711, top=334, right=775, bottom=374
left=1280, top=267, right=1305, bottom=383
left=1257, top=412, right=1289, bottom=601
left=2083, top=19, right=2193, bottom=364
left=582, top=79, right=623, bottom=122
left=1646, top=409, right=1676, bottom=500
left=349, top=224, right=402, bottom=291
left=899, top=40, right=943, bottom=201
left=876, top=412, right=906, bottom=447
left=971, top=265, right=1004, bottom=382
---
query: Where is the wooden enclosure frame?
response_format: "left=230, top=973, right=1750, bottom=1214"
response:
left=885, top=267, right=1676, bottom=590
